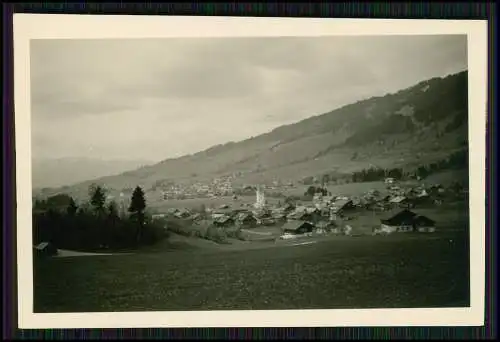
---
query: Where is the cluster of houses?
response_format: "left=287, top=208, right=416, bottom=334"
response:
left=161, top=177, right=235, bottom=200
left=337, top=182, right=457, bottom=212
left=151, top=181, right=457, bottom=239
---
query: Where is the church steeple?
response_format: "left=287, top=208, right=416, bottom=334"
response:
left=254, top=185, right=266, bottom=209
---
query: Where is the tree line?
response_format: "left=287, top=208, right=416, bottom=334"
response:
left=300, top=149, right=469, bottom=185
left=33, top=184, right=167, bottom=252
left=349, top=150, right=468, bottom=183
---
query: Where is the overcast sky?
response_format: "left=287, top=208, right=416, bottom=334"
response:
left=30, top=35, right=467, bottom=162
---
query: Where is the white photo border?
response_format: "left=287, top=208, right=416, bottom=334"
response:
left=13, top=14, right=487, bottom=329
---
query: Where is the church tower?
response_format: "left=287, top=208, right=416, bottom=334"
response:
left=254, top=185, right=266, bottom=209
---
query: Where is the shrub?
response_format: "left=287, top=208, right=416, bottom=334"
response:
left=205, top=225, right=227, bottom=243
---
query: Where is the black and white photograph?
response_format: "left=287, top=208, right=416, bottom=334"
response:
left=14, top=15, right=487, bottom=328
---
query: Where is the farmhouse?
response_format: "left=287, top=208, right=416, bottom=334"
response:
left=174, top=209, right=192, bottom=219
left=271, top=209, right=287, bottom=222
left=213, top=215, right=235, bottom=228
left=288, top=208, right=319, bottom=223
left=379, top=209, right=418, bottom=233
left=34, top=242, right=58, bottom=257
left=389, top=196, right=414, bottom=209
left=191, top=213, right=203, bottom=221
left=165, top=208, right=180, bottom=215
left=313, top=193, right=323, bottom=202
left=212, top=208, right=234, bottom=216
left=281, top=220, right=314, bottom=235
left=151, top=213, right=167, bottom=220
left=322, top=195, right=336, bottom=205
left=330, top=199, right=354, bottom=214
left=414, top=215, right=436, bottom=233
left=314, top=203, right=330, bottom=217
left=315, top=220, right=337, bottom=234
left=236, top=212, right=258, bottom=228
left=281, top=202, right=296, bottom=213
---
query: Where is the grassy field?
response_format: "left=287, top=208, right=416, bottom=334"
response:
left=34, top=229, right=469, bottom=313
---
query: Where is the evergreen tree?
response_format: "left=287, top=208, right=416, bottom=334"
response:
left=66, top=197, right=78, bottom=216
left=128, top=186, right=146, bottom=244
left=89, top=184, right=106, bottom=215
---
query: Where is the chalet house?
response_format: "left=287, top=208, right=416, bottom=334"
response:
left=322, top=195, right=336, bottom=205
left=281, top=202, right=296, bottom=213
left=313, top=193, right=323, bottom=202
left=288, top=209, right=319, bottom=223
left=351, top=197, right=364, bottom=208
left=191, top=213, right=203, bottom=221
left=282, top=220, right=314, bottom=235
left=271, top=209, right=287, bottom=222
left=287, top=209, right=306, bottom=221
left=166, top=208, right=180, bottom=216
left=213, top=215, right=235, bottom=228
left=379, top=209, right=418, bottom=233
left=389, top=196, right=415, bottom=209
left=212, top=208, right=234, bottom=218
left=367, top=189, right=381, bottom=197
left=260, top=217, right=276, bottom=226
left=236, top=212, right=258, bottom=228
left=330, top=199, right=354, bottom=214
left=174, top=208, right=192, bottom=219
left=314, top=203, right=330, bottom=217
left=414, top=215, right=436, bottom=233
left=315, top=220, right=337, bottom=234
left=151, top=213, right=167, bottom=220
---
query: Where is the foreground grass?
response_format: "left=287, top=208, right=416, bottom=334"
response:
left=34, top=231, right=469, bottom=312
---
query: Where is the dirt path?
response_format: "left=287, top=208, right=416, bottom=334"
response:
left=240, top=229, right=273, bottom=236
left=55, top=249, right=133, bottom=258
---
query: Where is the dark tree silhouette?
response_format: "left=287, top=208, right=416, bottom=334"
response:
left=89, top=184, right=106, bottom=215
left=66, top=197, right=78, bottom=216
left=305, top=186, right=316, bottom=197
left=128, top=186, right=146, bottom=244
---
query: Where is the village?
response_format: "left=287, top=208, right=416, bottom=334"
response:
left=156, top=174, right=296, bottom=200
left=149, top=177, right=467, bottom=244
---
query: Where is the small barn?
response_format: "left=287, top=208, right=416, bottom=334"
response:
left=414, top=215, right=436, bottom=233
left=379, top=209, right=418, bottom=233
left=282, top=220, right=314, bottom=235
left=34, top=242, right=58, bottom=257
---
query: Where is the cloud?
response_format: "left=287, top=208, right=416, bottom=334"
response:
left=30, top=35, right=467, bottom=161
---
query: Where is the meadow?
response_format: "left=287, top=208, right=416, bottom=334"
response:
left=34, top=228, right=469, bottom=313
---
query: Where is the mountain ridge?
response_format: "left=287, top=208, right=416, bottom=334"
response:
left=34, top=70, right=468, bottom=199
